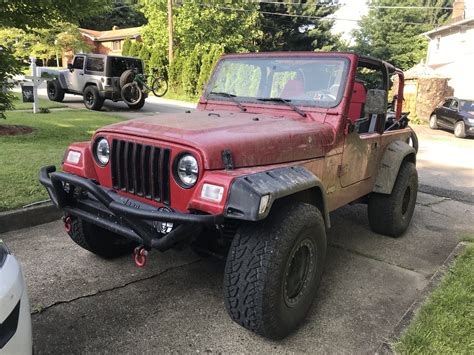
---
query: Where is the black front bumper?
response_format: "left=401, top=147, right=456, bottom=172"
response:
left=39, top=166, right=224, bottom=251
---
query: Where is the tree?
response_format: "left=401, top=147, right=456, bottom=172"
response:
left=122, top=38, right=132, bottom=56
left=352, top=0, right=452, bottom=70
left=128, top=41, right=139, bottom=57
left=0, top=46, right=20, bottom=118
left=80, top=0, right=147, bottom=30
left=0, top=0, right=111, bottom=29
left=258, top=0, right=341, bottom=51
left=141, top=0, right=262, bottom=57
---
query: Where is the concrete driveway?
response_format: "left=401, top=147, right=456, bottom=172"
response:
left=2, top=196, right=472, bottom=353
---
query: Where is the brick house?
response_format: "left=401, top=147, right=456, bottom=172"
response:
left=62, top=26, right=142, bottom=64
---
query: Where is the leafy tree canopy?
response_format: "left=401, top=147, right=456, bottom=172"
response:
left=141, top=0, right=262, bottom=55
left=352, top=0, right=452, bottom=70
left=0, top=0, right=112, bottom=29
left=79, top=0, right=147, bottom=30
left=258, top=0, right=341, bottom=52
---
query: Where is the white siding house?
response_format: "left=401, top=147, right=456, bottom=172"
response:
left=422, top=0, right=474, bottom=99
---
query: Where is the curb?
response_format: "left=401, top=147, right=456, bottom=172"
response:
left=375, top=241, right=469, bottom=354
left=0, top=202, right=62, bottom=234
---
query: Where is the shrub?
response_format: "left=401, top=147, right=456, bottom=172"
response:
left=121, top=38, right=132, bottom=56
left=181, top=45, right=202, bottom=96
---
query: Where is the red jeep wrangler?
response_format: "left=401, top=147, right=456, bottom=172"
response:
left=40, top=52, right=417, bottom=340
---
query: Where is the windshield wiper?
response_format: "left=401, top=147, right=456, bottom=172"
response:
left=209, top=91, right=247, bottom=112
left=257, top=97, right=307, bottom=117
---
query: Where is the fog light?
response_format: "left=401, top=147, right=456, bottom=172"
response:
left=201, top=183, right=224, bottom=202
left=259, top=195, right=270, bottom=215
left=66, top=150, right=81, bottom=164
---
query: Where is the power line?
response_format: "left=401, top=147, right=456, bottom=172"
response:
left=187, top=2, right=446, bottom=27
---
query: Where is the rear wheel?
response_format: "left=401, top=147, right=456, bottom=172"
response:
left=47, top=80, right=65, bottom=102
left=368, top=161, right=418, bottom=237
left=83, top=85, right=104, bottom=111
left=454, top=121, right=466, bottom=138
left=67, top=218, right=136, bottom=259
left=224, top=202, right=327, bottom=340
left=429, top=114, right=438, bottom=129
left=151, top=77, right=168, bottom=97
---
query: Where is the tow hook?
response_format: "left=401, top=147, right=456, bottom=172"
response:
left=63, top=216, right=72, bottom=233
left=134, top=246, right=148, bottom=267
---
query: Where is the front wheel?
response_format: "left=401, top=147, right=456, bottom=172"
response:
left=151, top=77, right=168, bottom=97
left=454, top=121, right=466, bottom=138
left=47, top=80, right=65, bottom=102
left=121, top=82, right=143, bottom=106
left=224, top=202, right=327, bottom=340
left=368, top=161, right=418, bottom=237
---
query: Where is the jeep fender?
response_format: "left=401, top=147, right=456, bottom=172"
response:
left=224, top=166, right=330, bottom=227
left=56, top=73, right=68, bottom=90
left=373, top=140, right=416, bottom=194
left=83, top=80, right=103, bottom=92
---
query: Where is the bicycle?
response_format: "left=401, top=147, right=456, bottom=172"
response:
left=121, top=68, right=168, bottom=106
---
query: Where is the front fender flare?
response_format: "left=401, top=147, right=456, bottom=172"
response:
left=224, top=166, right=329, bottom=226
left=373, top=140, right=416, bottom=194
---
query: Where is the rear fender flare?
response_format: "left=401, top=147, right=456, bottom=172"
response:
left=224, top=166, right=330, bottom=227
left=373, top=140, right=416, bottom=194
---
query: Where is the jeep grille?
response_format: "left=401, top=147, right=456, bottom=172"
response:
left=111, top=139, right=171, bottom=204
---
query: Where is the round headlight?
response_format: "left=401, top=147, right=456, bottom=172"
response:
left=175, top=154, right=199, bottom=188
left=95, top=138, right=110, bottom=166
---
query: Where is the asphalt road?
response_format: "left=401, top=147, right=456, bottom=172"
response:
left=2, top=98, right=474, bottom=353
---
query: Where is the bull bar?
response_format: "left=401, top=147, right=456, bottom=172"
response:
left=39, top=166, right=224, bottom=251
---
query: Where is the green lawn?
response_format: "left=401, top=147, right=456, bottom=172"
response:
left=395, top=242, right=474, bottom=353
left=0, top=110, right=125, bottom=211
left=10, top=92, right=65, bottom=110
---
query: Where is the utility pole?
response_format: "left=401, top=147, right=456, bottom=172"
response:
left=168, top=0, right=174, bottom=63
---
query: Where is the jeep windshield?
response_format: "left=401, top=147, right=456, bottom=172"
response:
left=205, top=56, right=349, bottom=109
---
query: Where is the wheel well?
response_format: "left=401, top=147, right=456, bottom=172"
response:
left=275, top=187, right=329, bottom=227
left=403, top=152, right=416, bottom=165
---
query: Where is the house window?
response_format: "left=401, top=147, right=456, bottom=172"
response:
left=113, top=41, right=121, bottom=51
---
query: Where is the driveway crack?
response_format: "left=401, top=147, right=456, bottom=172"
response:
left=31, top=259, right=202, bottom=315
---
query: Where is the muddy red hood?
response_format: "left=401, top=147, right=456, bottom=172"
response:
left=98, top=111, right=334, bottom=169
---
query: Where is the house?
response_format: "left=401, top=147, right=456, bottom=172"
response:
left=62, top=26, right=142, bottom=64
left=422, top=0, right=474, bottom=99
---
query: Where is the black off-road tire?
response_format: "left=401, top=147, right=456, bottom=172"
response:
left=127, top=94, right=145, bottom=110
left=68, top=218, right=136, bottom=259
left=224, top=202, right=327, bottom=340
left=368, top=161, right=418, bottom=237
left=83, top=85, right=104, bottom=111
left=47, top=80, right=65, bottom=102
left=429, top=114, right=438, bottom=129
left=120, top=69, right=135, bottom=89
left=454, top=121, right=466, bottom=138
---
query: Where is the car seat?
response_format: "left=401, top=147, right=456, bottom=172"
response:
left=281, top=80, right=304, bottom=99
left=348, top=81, right=367, bottom=123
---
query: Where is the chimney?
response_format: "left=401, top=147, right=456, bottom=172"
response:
left=112, top=25, right=119, bottom=31
left=452, top=0, right=465, bottom=21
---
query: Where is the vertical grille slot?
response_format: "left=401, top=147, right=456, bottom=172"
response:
left=161, top=149, right=171, bottom=204
left=110, top=139, right=171, bottom=205
left=151, top=147, right=161, bottom=202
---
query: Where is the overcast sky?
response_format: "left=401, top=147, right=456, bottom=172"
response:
left=331, top=0, right=369, bottom=42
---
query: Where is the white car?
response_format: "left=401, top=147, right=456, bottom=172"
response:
left=0, top=240, right=32, bottom=354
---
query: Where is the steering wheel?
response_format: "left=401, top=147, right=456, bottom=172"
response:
left=314, top=90, right=336, bottom=101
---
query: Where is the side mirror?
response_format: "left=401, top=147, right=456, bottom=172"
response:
left=365, top=89, right=387, bottom=115
left=67, top=63, right=73, bottom=71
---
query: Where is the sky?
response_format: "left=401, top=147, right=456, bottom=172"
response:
left=331, top=0, right=369, bottom=43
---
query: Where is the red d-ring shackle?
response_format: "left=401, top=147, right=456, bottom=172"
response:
left=64, top=216, right=72, bottom=233
left=134, top=247, right=148, bottom=267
